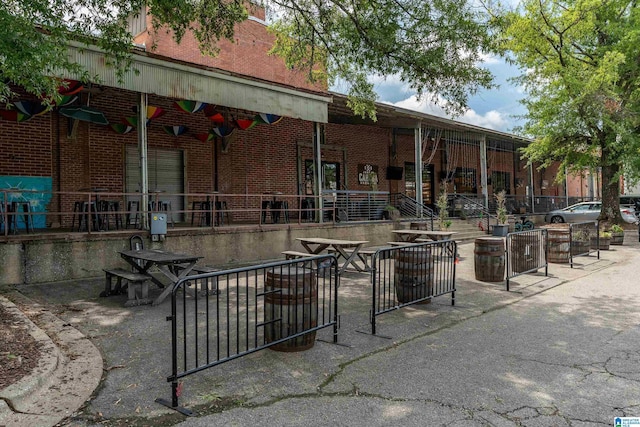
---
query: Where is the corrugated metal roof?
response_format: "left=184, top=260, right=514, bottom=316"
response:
left=64, top=43, right=330, bottom=123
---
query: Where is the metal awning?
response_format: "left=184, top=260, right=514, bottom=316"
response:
left=63, top=42, right=331, bottom=123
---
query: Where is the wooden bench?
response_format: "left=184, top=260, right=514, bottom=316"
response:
left=281, top=250, right=314, bottom=260
left=101, top=268, right=151, bottom=307
left=188, top=266, right=220, bottom=294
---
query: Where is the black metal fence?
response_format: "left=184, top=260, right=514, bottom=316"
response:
left=569, top=221, right=599, bottom=267
left=369, top=240, right=457, bottom=335
left=505, top=229, right=548, bottom=291
left=157, top=255, right=339, bottom=415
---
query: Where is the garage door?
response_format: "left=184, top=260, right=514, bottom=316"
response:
left=126, top=146, right=185, bottom=222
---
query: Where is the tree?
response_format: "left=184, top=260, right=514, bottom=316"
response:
left=1, top=0, right=495, bottom=118
left=493, top=0, right=640, bottom=225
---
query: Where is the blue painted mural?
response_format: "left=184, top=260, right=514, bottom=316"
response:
left=1, top=176, right=53, bottom=230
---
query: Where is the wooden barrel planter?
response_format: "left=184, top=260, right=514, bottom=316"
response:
left=265, top=268, right=318, bottom=352
left=474, top=237, right=505, bottom=282
left=510, top=233, right=540, bottom=273
left=546, top=227, right=570, bottom=263
left=590, top=236, right=611, bottom=250
left=394, top=248, right=433, bottom=304
left=611, top=231, right=624, bottom=245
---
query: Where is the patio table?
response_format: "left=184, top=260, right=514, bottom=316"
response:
left=119, top=249, right=203, bottom=306
left=296, top=237, right=369, bottom=275
left=391, top=229, right=457, bottom=243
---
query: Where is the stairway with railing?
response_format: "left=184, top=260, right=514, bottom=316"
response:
left=448, top=194, right=495, bottom=233
left=389, top=193, right=436, bottom=228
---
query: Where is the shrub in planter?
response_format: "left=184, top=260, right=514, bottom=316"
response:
left=590, top=231, right=612, bottom=250
left=610, top=224, right=624, bottom=245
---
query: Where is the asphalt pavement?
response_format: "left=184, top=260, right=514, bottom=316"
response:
left=2, top=232, right=640, bottom=426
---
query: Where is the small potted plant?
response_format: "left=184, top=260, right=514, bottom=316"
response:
left=591, top=230, right=612, bottom=250
left=492, top=190, right=509, bottom=237
left=610, top=224, right=624, bottom=245
left=382, top=204, right=400, bottom=220
left=570, top=228, right=591, bottom=255
left=436, top=183, right=451, bottom=231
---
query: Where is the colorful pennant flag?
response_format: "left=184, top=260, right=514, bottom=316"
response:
left=14, top=100, right=48, bottom=117
left=163, top=125, right=188, bottom=136
left=233, top=118, right=257, bottom=130
left=0, top=110, right=32, bottom=122
left=110, top=123, right=135, bottom=134
left=174, top=100, right=207, bottom=114
left=256, top=113, right=283, bottom=125
left=194, top=132, right=215, bottom=142
left=203, top=105, right=224, bottom=124
left=58, top=79, right=83, bottom=96
left=212, top=126, right=235, bottom=138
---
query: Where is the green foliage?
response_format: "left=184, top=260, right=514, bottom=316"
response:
left=0, top=0, right=496, bottom=119
left=0, top=0, right=248, bottom=104
left=491, top=0, right=640, bottom=223
left=436, top=183, right=451, bottom=230
left=610, top=224, right=624, bottom=233
left=268, top=0, right=496, bottom=120
left=494, top=190, right=507, bottom=224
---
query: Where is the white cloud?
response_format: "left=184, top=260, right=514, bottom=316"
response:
left=384, top=95, right=510, bottom=131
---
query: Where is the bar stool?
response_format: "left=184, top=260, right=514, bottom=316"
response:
left=261, top=200, right=272, bottom=224
left=272, top=201, right=289, bottom=224
left=10, top=201, right=33, bottom=233
left=125, top=201, right=141, bottom=229
left=214, top=201, right=229, bottom=226
left=190, top=201, right=208, bottom=226
left=100, top=200, right=122, bottom=230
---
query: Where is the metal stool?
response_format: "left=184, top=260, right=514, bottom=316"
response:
left=261, top=200, right=272, bottom=224
left=125, top=201, right=141, bottom=229
left=190, top=201, right=208, bottom=226
left=9, top=201, right=34, bottom=233
left=100, top=200, right=122, bottom=230
left=272, top=201, right=289, bottom=224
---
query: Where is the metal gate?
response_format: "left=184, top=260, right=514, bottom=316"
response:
left=157, top=254, right=339, bottom=415
left=370, top=240, right=457, bottom=335
left=505, top=229, right=548, bottom=291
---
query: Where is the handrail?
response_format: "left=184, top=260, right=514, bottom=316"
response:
left=449, top=193, right=495, bottom=233
left=390, top=193, right=436, bottom=229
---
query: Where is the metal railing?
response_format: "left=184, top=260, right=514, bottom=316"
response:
left=157, top=254, right=339, bottom=415
left=369, top=240, right=457, bottom=335
left=569, top=221, right=599, bottom=268
left=321, top=190, right=390, bottom=222
left=505, top=229, right=548, bottom=291
left=449, top=194, right=494, bottom=232
left=389, top=193, right=437, bottom=222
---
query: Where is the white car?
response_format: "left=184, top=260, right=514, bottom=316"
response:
left=544, top=202, right=637, bottom=224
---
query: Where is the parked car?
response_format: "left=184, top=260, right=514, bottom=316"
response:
left=544, top=201, right=637, bottom=224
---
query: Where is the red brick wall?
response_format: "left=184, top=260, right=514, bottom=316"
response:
left=134, top=6, right=325, bottom=93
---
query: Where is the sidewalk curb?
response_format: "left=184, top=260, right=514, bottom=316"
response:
left=0, top=296, right=61, bottom=410
left=0, top=293, right=103, bottom=427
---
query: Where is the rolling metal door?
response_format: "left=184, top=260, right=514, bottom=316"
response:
left=126, top=146, right=185, bottom=222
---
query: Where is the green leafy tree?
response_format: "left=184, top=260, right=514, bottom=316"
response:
left=1, top=0, right=495, bottom=118
left=493, top=0, right=640, bottom=225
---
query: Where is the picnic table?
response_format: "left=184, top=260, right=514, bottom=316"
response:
left=391, top=229, right=457, bottom=243
left=119, top=248, right=203, bottom=306
left=296, top=237, right=369, bottom=275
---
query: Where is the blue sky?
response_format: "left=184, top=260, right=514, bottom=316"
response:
left=370, top=55, right=528, bottom=134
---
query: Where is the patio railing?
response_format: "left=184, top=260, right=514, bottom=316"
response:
left=0, top=189, right=395, bottom=237
left=158, top=255, right=339, bottom=415
left=369, top=240, right=457, bottom=335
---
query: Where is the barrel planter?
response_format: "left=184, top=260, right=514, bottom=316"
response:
left=394, top=248, right=433, bottom=304
left=611, top=231, right=624, bottom=245
left=590, top=236, right=611, bottom=250
left=474, top=237, right=505, bottom=282
left=546, top=227, right=570, bottom=263
left=265, top=267, right=318, bottom=352
left=570, top=239, right=591, bottom=256
left=510, top=233, right=540, bottom=273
